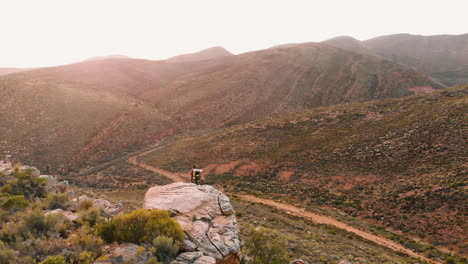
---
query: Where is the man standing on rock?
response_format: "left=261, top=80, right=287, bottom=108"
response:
left=190, top=165, right=203, bottom=185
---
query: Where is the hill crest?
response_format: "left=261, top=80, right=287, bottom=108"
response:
left=166, top=46, right=233, bottom=62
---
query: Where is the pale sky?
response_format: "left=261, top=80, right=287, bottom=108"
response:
left=0, top=0, right=467, bottom=68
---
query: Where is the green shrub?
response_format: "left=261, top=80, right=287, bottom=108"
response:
left=1, top=195, right=29, bottom=212
left=39, top=255, right=67, bottom=264
left=0, top=209, right=70, bottom=242
left=8, top=169, right=47, bottom=199
left=79, top=199, right=94, bottom=211
left=97, top=209, right=184, bottom=244
left=78, top=207, right=100, bottom=227
left=95, top=219, right=116, bottom=242
left=76, top=251, right=95, bottom=264
left=69, top=227, right=103, bottom=254
left=146, top=257, right=162, bottom=264
left=45, top=193, right=68, bottom=210
left=245, top=227, right=288, bottom=264
left=153, top=236, right=179, bottom=262
left=0, top=242, right=17, bottom=263
left=23, top=209, right=48, bottom=235
left=1, top=184, right=12, bottom=194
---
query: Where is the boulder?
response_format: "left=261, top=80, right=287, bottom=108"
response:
left=291, top=260, right=306, bottom=264
left=96, top=243, right=151, bottom=264
left=172, top=252, right=204, bottom=264
left=0, top=160, right=12, bottom=174
left=76, top=195, right=122, bottom=217
left=39, top=175, right=59, bottom=185
left=218, top=195, right=234, bottom=216
left=144, top=183, right=241, bottom=264
left=194, top=256, right=217, bottom=264
left=171, top=252, right=216, bottom=264
left=21, top=165, right=41, bottom=176
left=39, top=175, right=69, bottom=192
left=45, top=209, right=79, bottom=222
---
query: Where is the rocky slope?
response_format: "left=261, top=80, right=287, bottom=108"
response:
left=144, top=183, right=241, bottom=264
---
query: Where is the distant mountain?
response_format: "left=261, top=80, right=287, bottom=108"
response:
left=85, top=54, right=131, bottom=61
left=323, top=33, right=468, bottom=86
left=0, top=67, right=32, bottom=76
left=0, top=42, right=441, bottom=171
left=139, top=85, right=468, bottom=254
left=166, top=46, right=233, bottom=62
left=322, top=36, right=369, bottom=54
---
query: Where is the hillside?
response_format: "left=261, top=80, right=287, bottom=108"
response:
left=0, top=43, right=442, bottom=171
left=323, top=33, right=468, bottom=86
left=148, top=43, right=442, bottom=129
left=0, top=68, right=31, bottom=76
left=166, top=46, right=233, bottom=62
left=322, top=36, right=370, bottom=54
left=139, top=85, right=468, bottom=254
left=0, top=58, right=193, bottom=172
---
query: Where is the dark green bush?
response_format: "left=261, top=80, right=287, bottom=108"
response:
left=78, top=207, right=100, bottom=227
left=245, top=227, right=288, bottom=264
left=1, top=195, right=29, bottom=212
left=79, top=199, right=94, bottom=211
left=97, top=209, right=184, bottom=244
left=8, top=169, right=47, bottom=199
left=45, top=193, right=68, bottom=210
left=152, top=236, right=179, bottom=262
left=0, top=209, right=70, bottom=242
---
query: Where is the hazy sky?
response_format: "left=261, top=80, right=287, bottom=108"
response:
left=1, top=0, right=467, bottom=68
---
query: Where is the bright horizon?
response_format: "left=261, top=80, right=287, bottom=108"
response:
left=1, top=0, right=467, bottom=68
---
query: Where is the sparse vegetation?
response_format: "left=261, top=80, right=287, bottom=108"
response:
left=245, top=227, right=288, bottom=264
left=139, top=86, right=468, bottom=257
left=0, top=167, right=186, bottom=263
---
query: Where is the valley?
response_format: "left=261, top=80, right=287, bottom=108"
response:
left=1, top=31, right=467, bottom=263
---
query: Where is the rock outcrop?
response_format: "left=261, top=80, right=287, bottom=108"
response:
left=0, top=160, right=12, bottom=174
left=76, top=195, right=122, bottom=217
left=0, top=160, right=40, bottom=176
left=45, top=209, right=79, bottom=222
left=144, top=183, right=241, bottom=264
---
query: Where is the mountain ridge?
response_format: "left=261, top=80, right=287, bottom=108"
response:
left=166, top=46, right=233, bottom=63
left=323, top=33, right=468, bottom=86
left=0, top=42, right=443, bottom=171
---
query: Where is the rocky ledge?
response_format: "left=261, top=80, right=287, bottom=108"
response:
left=144, top=183, right=241, bottom=264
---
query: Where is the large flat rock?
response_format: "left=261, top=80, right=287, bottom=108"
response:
left=144, top=183, right=240, bottom=264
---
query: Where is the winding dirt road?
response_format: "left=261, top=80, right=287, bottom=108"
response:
left=239, top=195, right=439, bottom=264
left=128, top=152, right=438, bottom=264
left=128, top=156, right=188, bottom=183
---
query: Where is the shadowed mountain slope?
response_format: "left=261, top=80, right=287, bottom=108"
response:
left=323, top=33, right=468, bottom=86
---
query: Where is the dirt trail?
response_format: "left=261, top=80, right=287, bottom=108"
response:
left=240, top=195, right=439, bottom=264
left=128, top=156, right=188, bottom=183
